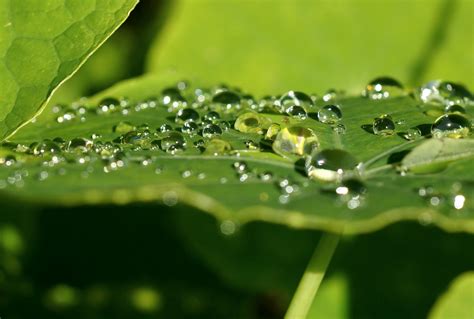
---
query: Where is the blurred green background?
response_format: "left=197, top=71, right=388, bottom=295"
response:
left=2, top=0, right=473, bottom=318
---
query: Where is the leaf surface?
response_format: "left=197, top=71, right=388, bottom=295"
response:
left=1, top=74, right=473, bottom=234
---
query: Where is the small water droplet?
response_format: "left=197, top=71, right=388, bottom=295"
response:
left=33, top=140, right=61, bottom=156
left=162, top=88, right=187, bottom=111
left=203, top=139, right=232, bottom=155
left=245, top=140, right=259, bottom=150
left=277, top=91, right=314, bottom=113
left=202, top=124, right=223, bottom=138
left=363, top=77, right=404, bottom=100
left=286, top=105, right=308, bottom=119
left=202, top=111, right=221, bottom=124
left=431, top=113, right=471, bottom=138
left=317, top=105, right=342, bottom=124
left=402, top=128, right=422, bottom=141
left=212, top=90, right=241, bottom=112
left=373, top=114, right=395, bottom=136
left=97, top=97, right=120, bottom=114
left=158, top=124, right=173, bottom=133
left=161, top=132, right=186, bottom=154
left=444, top=104, right=466, bottom=114
left=265, top=123, right=281, bottom=140
left=67, top=138, right=93, bottom=153
left=220, top=220, right=237, bottom=236
left=181, top=170, right=192, bottom=178
left=176, top=108, right=200, bottom=124
left=181, top=121, right=199, bottom=136
left=332, top=123, right=346, bottom=135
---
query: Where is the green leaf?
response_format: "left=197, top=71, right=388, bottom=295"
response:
left=146, top=0, right=474, bottom=95
left=1, top=75, right=473, bottom=234
left=0, top=0, right=139, bottom=140
left=429, top=272, right=474, bottom=319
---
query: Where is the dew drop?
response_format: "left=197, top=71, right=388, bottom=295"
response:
left=265, top=123, right=281, bottom=140
left=277, top=91, right=314, bottom=113
left=67, top=138, right=93, bottom=153
left=332, top=123, right=346, bottom=135
left=158, top=124, right=173, bottom=133
left=305, top=149, right=359, bottom=182
left=444, top=104, right=466, bottom=114
left=212, top=90, right=241, bottom=112
left=175, top=108, right=200, bottom=124
left=431, top=113, right=471, bottom=138
left=402, top=128, right=422, bottom=141
left=202, top=111, right=221, bottom=124
left=97, top=97, right=120, bottom=114
left=160, top=132, right=186, bottom=154
left=272, top=126, right=319, bottom=158
left=162, top=88, right=187, bottom=111
left=33, top=140, right=61, bottom=156
left=363, top=77, right=404, bottom=100
left=285, top=105, right=308, bottom=119
left=234, top=112, right=271, bottom=134
left=245, top=140, right=259, bottom=150
left=202, top=124, right=223, bottom=138
left=317, top=105, right=342, bottom=124
left=373, top=114, right=395, bottom=136
left=181, top=121, right=199, bottom=136
left=203, top=139, right=232, bottom=155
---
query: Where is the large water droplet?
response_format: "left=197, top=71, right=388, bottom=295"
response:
left=212, top=91, right=241, bottom=112
left=203, top=139, right=232, bottom=155
left=431, top=113, right=471, bottom=138
left=363, top=77, right=404, bottom=99
left=162, top=87, right=187, bottom=111
left=305, top=149, right=359, bottom=182
left=272, top=126, right=319, bottom=158
left=67, top=138, right=93, bottom=153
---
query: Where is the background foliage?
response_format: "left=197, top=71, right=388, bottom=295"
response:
left=0, top=0, right=473, bottom=318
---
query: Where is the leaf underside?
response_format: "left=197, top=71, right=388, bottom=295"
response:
left=1, top=74, right=473, bottom=235
left=0, top=0, right=139, bottom=140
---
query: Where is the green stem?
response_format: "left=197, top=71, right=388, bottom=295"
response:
left=285, top=232, right=340, bottom=319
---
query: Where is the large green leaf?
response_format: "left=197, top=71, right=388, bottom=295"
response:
left=0, top=0, right=138, bottom=140
left=429, top=272, right=474, bottom=319
left=1, top=74, right=473, bottom=234
left=146, top=0, right=474, bottom=95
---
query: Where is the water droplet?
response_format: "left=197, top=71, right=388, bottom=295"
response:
left=363, top=77, right=404, bottom=99
left=175, top=108, right=200, bottom=124
left=161, top=132, right=186, bottom=154
left=97, top=97, right=120, bottom=114
left=181, top=170, right=192, bottom=178
left=277, top=91, right=314, bottom=113
left=181, top=121, right=199, bottom=136
left=203, top=139, right=232, bottom=155
left=162, top=88, right=187, bottom=111
left=444, top=104, right=466, bottom=114
left=202, top=111, right=221, bottom=124
left=305, top=149, right=359, bottom=182
left=234, top=112, right=271, bottom=134
left=402, top=128, right=422, bottom=141
left=220, top=220, right=237, bottom=236
left=286, top=105, right=308, bottom=119
left=322, top=89, right=344, bottom=103
left=453, top=194, right=466, bottom=210
left=33, top=140, right=61, bottom=156
left=317, top=105, right=342, bottom=124
left=202, top=124, right=223, bottom=138
left=122, top=131, right=151, bottom=149
left=212, top=90, right=241, bottom=112
left=332, top=123, right=346, bottom=135
left=431, top=113, right=471, bottom=138
left=418, top=80, right=473, bottom=107
left=56, top=109, right=76, bottom=123
left=113, top=121, right=136, bottom=134
left=67, top=138, right=93, bottom=153
left=265, top=123, right=281, bottom=140
left=258, top=172, right=273, bottom=182
left=373, top=114, right=395, bottom=136
left=245, top=140, right=259, bottom=150
left=158, top=124, right=173, bottom=133
left=272, top=126, right=319, bottom=158
left=0, top=155, right=16, bottom=167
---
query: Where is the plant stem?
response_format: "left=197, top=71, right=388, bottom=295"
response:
left=285, top=232, right=340, bottom=319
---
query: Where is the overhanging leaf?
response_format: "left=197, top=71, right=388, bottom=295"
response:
left=1, top=74, right=473, bottom=234
left=0, top=0, right=139, bottom=140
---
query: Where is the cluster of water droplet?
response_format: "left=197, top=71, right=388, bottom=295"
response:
left=0, top=77, right=472, bottom=212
